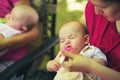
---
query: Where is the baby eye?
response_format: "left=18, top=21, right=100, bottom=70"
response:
left=9, top=13, right=17, bottom=21
left=60, top=39, right=65, bottom=43
left=69, top=35, right=76, bottom=39
left=11, top=16, right=16, bottom=21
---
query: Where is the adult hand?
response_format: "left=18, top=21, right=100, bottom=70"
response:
left=62, top=52, right=120, bottom=80
left=61, top=52, right=91, bottom=73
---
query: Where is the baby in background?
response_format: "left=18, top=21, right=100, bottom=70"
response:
left=0, top=5, right=39, bottom=57
left=46, top=21, right=107, bottom=80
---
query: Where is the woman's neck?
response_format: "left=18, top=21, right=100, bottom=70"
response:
left=116, top=20, right=120, bottom=34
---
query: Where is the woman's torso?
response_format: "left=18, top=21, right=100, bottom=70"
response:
left=85, top=1, right=120, bottom=71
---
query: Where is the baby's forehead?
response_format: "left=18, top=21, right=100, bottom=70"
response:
left=59, top=23, right=85, bottom=37
left=59, top=27, right=80, bottom=37
left=61, top=23, right=82, bottom=32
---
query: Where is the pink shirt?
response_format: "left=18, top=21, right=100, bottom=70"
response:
left=0, top=0, right=29, bottom=61
left=0, top=0, right=18, bottom=18
left=85, top=1, right=120, bottom=71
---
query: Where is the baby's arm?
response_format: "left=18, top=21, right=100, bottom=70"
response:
left=91, top=46, right=107, bottom=66
left=81, top=46, right=107, bottom=66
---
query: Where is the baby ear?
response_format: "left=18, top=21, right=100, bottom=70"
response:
left=84, top=34, right=89, bottom=45
left=21, top=26, right=28, bottom=33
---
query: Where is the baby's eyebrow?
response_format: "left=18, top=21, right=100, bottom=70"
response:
left=59, top=37, right=65, bottom=40
left=69, top=33, right=77, bottom=37
left=59, top=38, right=65, bottom=42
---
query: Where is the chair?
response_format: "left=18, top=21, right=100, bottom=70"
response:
left=0, top=36, right=59, bottom=80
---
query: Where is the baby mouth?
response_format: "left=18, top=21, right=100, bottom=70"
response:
left=65, top=46, right=72, bottom=51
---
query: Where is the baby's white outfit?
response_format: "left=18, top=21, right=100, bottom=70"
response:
left=0, top=23, right=21, bottom=57
left=54, top=45, right=107, bottom=80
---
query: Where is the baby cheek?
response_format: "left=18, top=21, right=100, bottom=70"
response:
left=72, top=44, right=81, bottom=53
left=72, top=48, right=79, bottom=54
left=60, top=45, right=65, bottom=52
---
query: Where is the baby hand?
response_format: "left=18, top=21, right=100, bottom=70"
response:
left=46, top=60, right=61, bottom=72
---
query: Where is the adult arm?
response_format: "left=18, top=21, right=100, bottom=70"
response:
left=14, top=0, right=31, bottom=6
left=62, top=53, right=120, bottom=80
left=0, top=25, right=39, bottom=49
left=90, top=60, right=120, bottom=80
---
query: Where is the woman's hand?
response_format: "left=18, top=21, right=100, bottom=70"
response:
left=61, top=52, right=91, bottom=73
left=62, top=52, right=120, bottom=80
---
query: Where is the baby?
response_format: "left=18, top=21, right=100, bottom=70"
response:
left=0, top=5, right=39, bottom=57
left=46, top=21, right=107, bottom=80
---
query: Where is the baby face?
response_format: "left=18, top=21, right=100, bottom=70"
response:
left=59, top=22, right=88, bottom=54
left=5, top=11, right=23, bottom=30
left=5, top=7, right=26, bottom=30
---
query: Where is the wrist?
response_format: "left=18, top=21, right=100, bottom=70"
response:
left=88, top=60, right=98, bottom=74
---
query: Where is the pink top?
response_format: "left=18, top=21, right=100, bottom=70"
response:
left=85, top=1, right=120, bottom=71
left=0, top=0, right=29, bottom=61
left=0, top=0, right=18, bottom=18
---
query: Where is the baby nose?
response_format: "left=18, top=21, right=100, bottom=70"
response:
left=65, top=39, right=70, bottom=44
